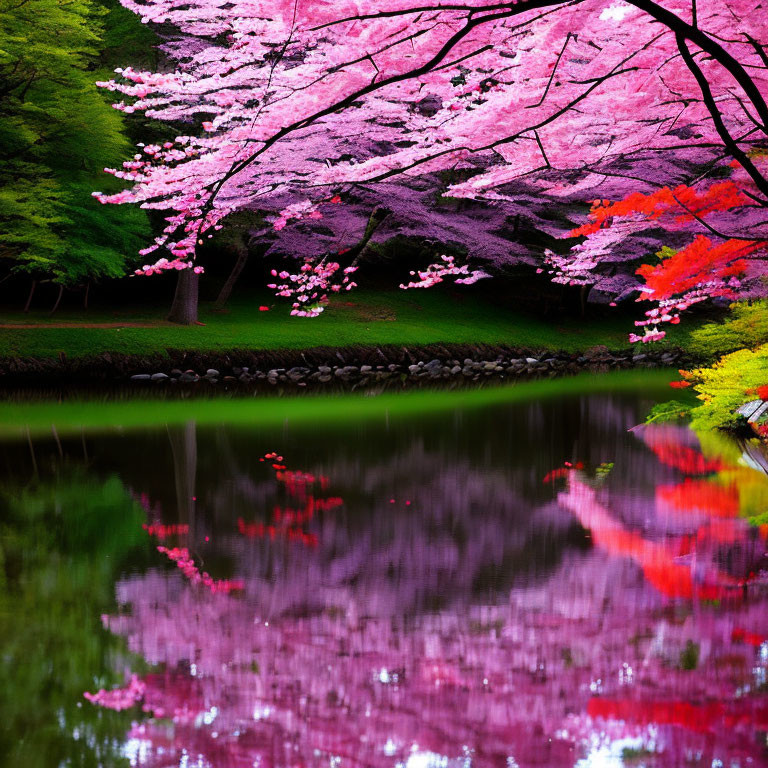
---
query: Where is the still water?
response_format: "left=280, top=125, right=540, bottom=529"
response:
left=2, top=378, right=768, bottom=768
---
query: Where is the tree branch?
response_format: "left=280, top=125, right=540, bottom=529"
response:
left=676, top=34, right=768, bottom=204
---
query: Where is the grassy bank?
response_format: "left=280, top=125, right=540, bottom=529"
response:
left=0, top=369, right=677, bottom=439
left=0, top=290, right=693, bottom=359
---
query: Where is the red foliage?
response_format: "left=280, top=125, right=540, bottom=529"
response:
left=636, top=236, right=756, bottom=302
left=563, top=178, right=767, bottom=342
left=571, top=182, right=751, bottom=238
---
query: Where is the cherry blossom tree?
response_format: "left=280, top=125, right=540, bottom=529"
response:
left=97, top=0, right=768, bottom=322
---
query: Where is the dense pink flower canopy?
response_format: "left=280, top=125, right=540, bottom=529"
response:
left=97, top=0, right=768, bottom=322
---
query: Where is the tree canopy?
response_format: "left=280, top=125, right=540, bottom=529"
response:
left=0, top=0, right=150, bottom=287
left=93, top=0, right=768, bottom=329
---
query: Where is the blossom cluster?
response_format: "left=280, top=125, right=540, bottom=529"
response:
left=628, top=326, right=668, bottom=344
left=270, top=196, right=341, bottom=231
left=133, top=258, right=205, bottom=276
left=399, top=255, right=490, bottom=289
left=267, top=259, right=357, bottom=317
left=630, top=275, right=744, bottom=342
left=540, top=249, right=598, bottom=287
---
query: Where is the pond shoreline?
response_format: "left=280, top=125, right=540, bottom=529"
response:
left=0, top=342, right=690, bottom=391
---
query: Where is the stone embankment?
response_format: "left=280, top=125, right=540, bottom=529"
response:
left=0, top=343, right=687, bottom=390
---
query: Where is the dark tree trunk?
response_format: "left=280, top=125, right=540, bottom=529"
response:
left=213, top=242, right=249, bottom=311
left=352, top=206, right=391, bottom=258
left=168, top=269, right=199, bottom=324
left=83, top=282, right=90, bottom=310
left=23, top=280, right=36, bottom=313
left=50, top=284, right=64, bottom=315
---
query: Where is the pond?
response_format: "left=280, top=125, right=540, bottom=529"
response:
left=2, top=372, right=768, bottom=768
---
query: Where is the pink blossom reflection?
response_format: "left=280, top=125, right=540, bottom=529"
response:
left=88, top=433, right=768, bottom=767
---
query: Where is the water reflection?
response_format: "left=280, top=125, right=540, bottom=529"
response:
left=2, top=388, right=768, bottom=767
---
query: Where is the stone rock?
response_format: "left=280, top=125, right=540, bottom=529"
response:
left=205, top=368, right=220, bottom=377
left=130, top=374, right=151, bottom=381
left=525, top=357, right=538, bottom=364
left=335, top=366, right=359, bottom=379
left=150, top=372, right=169, bottom=381
left=287, top=366, right=310, bottom=381
left=179, top=372, right=198, bottom=383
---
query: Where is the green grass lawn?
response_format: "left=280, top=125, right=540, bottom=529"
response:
left=0, top=289, right=692, bottom=359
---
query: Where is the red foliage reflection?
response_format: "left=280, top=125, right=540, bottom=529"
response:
left=237, top=453, right=342, bottom=548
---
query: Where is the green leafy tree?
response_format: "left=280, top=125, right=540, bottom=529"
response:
left=0, top=0, right=151, bottom=305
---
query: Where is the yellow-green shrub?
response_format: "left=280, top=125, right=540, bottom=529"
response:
left=688, top=301, right=768, bottom=358
left=687, top=343, right=768, bottom=431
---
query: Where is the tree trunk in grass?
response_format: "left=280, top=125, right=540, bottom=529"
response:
left=213, top=241, right=249, bottom=312
left=23, top=280, right=36, bottom=313
left=168, top=269, right=199, bottom=324
left=50, top=284, right=64, bottom=315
